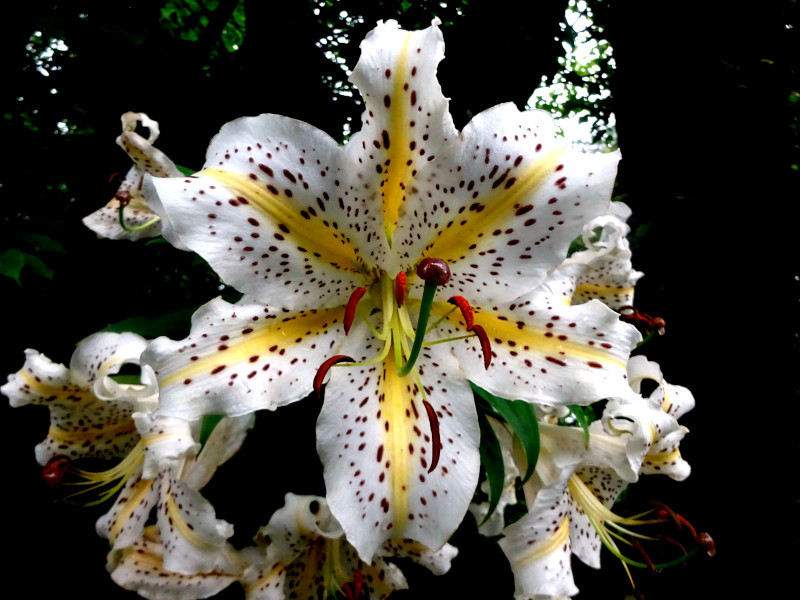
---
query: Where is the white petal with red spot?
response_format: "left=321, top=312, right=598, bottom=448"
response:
left=142, top=297, right=344, bottom=420
left=316, top=326, right=479, bottom=562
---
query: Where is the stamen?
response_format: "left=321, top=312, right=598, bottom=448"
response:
left=470, top=324, right=492, bottom=369
left=394, top=272, right=407, bottom=307
left=447, top=296, right=474, bottom=330
left=620, top=305, right=666, bottom=335
left=422, top=399, right=442, bottom=473
left=343, top=287, right=367, bottom=335
left=697, top=531, right=716, bottom=557
left=116, top=190, right=161, bottom=232
left=314, top=355, right=354, bottom=397
left=41, top=455, right=71, bottom=487
left=396, top=258, right=452, bottom=377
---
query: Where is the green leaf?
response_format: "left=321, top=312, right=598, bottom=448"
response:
left=476, top=408, right=504, bottom=526
left=199, top=414, right=224, bottom=450
left=471, top=382, right=540, bottom=485
left=108, top=374, right=142, bottom=385
left=566, top=404, right=593, bottom=445
left=18, top=233, right=65, bottom=253
left=22, top=254, right=54, bottom=280
left=0, top=248, right=27, bottom=285
left=176, top=164, right=196, bottom=176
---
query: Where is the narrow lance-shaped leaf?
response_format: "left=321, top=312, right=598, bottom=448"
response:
left=472, top=382, right=539, bottom=485
left=476, top=405, right=505, bottom=527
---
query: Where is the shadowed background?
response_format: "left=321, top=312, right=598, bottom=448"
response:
left=1, top=0, right=795, bottom=598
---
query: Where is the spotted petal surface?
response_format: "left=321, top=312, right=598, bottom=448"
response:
left=317, top=324, right=479, bottom=562
left=143, top=297, right=344, bottom=420
left=109, top=526, right=241, bottom=600
left=151, top=115, right=383, bottom=311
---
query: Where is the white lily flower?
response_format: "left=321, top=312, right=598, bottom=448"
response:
left=1, top=331, right=156, bottom=471
left=83, top=111, right=182, bottom=241
left=141, top=19, right=640, bottom=562
left=242, top=493, right=456, bottom=600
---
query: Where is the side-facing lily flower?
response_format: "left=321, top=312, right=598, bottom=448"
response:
left=83, top=111, right=182, bottom=241
left=241, top=493, right=456, bottom=600
left=141, top=19, right=640, bottom=561
left=2, top=331, right=156, bottom=478
left=97, top=411, right=253, bottom=578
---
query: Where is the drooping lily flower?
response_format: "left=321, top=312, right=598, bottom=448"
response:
left=83, top=112, right=182, bottom=241
left=141, top=19, right=641, bottom=561
left=97, top=411, right=253, bottom=577
left=1, top=331, right=156, bottom=474
left=241, top=493, right=456, bottom=600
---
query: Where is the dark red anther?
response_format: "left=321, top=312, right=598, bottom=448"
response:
left=422, top=399, right=442, bottom=473
left=115, top=189, right=132, bottom=206
left=342, top=570, right=364, bottom=600
left=394, top=272, right=407, bottom=306
left=313, top=355, right=354, bottom=397
left=696, top=531, right=716, bottom=557
left=343, top=287, right=367, bottom=335
left=417, top=257, right=451, bottom=286
left=620, top=305, right=666, bottom=335
left=447, top=296, right=474, bottom=331
left=631, top=539, right=657, bottom=574
left=470, top=324, right=492, bottom=369
left=42, top=455, right=71, bottom=487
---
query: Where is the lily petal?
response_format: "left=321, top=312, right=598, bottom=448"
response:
left=448, top=292, right=640, bottom=408
left=143, top=297, right=344, bottom=420
left=317, top=326, right=479, bottom=562
left=151, top=115, right=382, bottom=311
left=397, top=103, right=620, bottom=305
left=346, top=18, right=456, bottom=255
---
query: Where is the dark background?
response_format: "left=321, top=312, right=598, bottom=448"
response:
left=1, top=1, right=795, bottom=598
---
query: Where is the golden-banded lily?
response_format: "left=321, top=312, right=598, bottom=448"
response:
left=242, top=493, right=456, bottom=600
left=83, top=111, right=181, bottom=241
left=141, top=19, right=641, bottom=561
left=1, top=331, right=157, bottom=475
left=496, top=415, right=670, bottom=599
left=97, top=412, right=253, bottom=577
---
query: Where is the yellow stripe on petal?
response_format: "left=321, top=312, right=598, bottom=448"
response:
left=470, top=308, right=627, bottom=370
left=382, top=32, right=413, bottom=247
left=382, top=352, right=411, bottom=537
left=424, top=147, right=567, bottom=261
left=110, top=476, right=155, bottom=543
left=47, top=419, right=137, bottom=444
left=199, top=169, right=368, bottom=275
left=159, top=307, right=343, bottom=389
left=516, top=516, right=569, bottom=565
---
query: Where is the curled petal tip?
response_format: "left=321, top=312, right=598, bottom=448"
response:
left=314, top=355, right=354, bottom=397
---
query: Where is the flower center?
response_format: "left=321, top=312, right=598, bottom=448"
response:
left=314, top=257, right=492, bottom=472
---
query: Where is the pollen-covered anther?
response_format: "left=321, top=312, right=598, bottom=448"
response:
left=620, top=305, right=666, bottom=335
left=394, top=271, right=407, bottom=307
left=697, top=531, right=716, bottom=557
left=343, top=287, right=367, bottom=335
left=470, top=324, right=492, bottom=369
left=417, top=257, right=451, bottom=285
left=41, top=455, right=71, bottom=487
left=342, top=570, right=364, bottom=600
left=422, top=399, right=442, bottom=473
left=313, top=355, right=355, bottom=397
left=447, top=296, right=475, bottom=331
